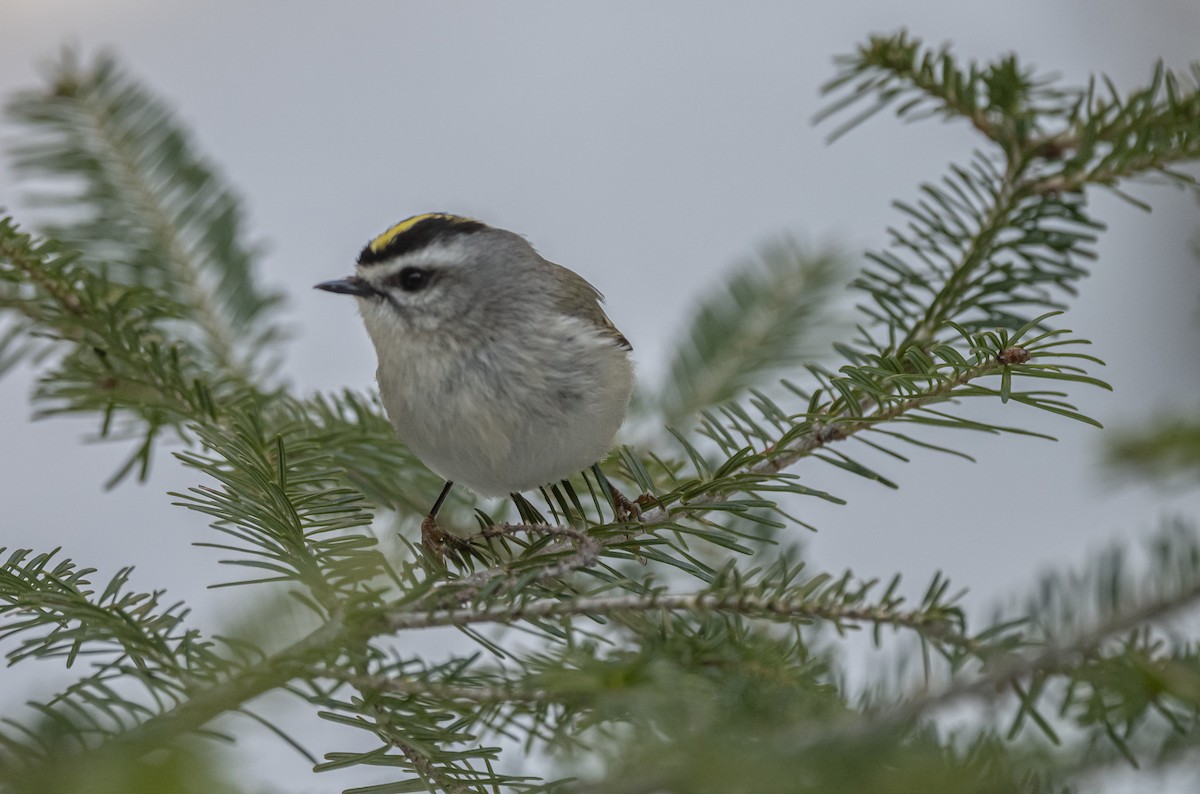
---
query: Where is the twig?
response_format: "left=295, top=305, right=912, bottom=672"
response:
left=637, top=357, right=1002, bottom=525
left=383, top=591, right=962, bottom=638
left=429, top=357, right=1007, bottom=594
left=332, top=673, right=550, bottom=706
left=97, top=609, right=350, bottom=757
left=474, top=523, right=601, bottom=584
left=435, top=523, right=601, bottom=606
left=352, top=657, right=471, bottom=794
left=788, top=577, right=1200, bottom=750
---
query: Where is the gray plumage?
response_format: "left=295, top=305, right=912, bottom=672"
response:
left=318, top=215, right=634, bottom=497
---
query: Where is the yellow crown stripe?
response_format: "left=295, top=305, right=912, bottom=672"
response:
left=368, top=213, right=478, bottom=253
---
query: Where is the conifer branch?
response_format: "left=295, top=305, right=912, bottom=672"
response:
left=636, top=351, right=1011, bottom=525
left=750, top=356, right=1004, bottom=482
left=95, top=611, right=351, bottom=758
left=335, top=675, right=551, bottom=706
left=381, top=591, right=963, bottom=640
left=6, top=52, right=284, bottom=379
left=793, top=562, right=1200, bottom=752
left=4, top=34, right=1200, bottom=792
left=655, top=239, right=845, bottom=424
left=350, top=660, right=481, bottom=794
left=1107, top=416, right=1200, bottom=483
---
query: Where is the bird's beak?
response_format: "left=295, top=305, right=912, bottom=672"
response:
left=314, top=276, right=375, bottom=297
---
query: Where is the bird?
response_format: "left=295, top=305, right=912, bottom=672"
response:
left=315, top=213, right=635, bottom=553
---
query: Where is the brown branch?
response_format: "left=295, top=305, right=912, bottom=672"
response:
left=334, top=673, right=550, bottom=706
left=382, top=590, right=964, bottom=642
left=637, top=356, right=1003, bottom=525
left=439, top=522, right=602, bottom=602
left=475, top=522, right=601, bottom=583
left=787, top=577, right=1200, bottom=750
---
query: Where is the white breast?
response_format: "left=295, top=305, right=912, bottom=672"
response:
left=370, top=313, right=634, bottom=497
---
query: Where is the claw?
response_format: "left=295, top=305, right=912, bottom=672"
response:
left=608, top=483, right=642, bottom=522
left=420, top=514, right=470, bottom=566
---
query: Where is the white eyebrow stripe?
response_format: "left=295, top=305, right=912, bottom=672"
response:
left=360, top=239, right=472, bottom=275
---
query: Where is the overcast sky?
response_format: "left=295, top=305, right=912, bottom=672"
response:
left=2, top=2, right=1200, bottom=791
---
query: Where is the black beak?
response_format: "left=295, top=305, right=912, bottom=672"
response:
left=314, top=276, right=375, bottom=298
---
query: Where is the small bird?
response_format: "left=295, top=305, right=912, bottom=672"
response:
left=316, top=213, right=635, bottom=551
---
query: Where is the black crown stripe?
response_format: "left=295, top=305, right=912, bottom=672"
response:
left=357, top=214, right=488, bottom=266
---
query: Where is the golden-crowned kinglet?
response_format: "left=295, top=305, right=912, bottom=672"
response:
left=316, top=213, right=635, bottom=546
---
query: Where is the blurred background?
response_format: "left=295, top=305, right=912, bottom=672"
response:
left=1, top=1, right=1199, bottom=791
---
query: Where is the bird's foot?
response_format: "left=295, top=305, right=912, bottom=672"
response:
left=608, top=483, right=643, bottom=522
left=420, top=514, right=470, bottom=565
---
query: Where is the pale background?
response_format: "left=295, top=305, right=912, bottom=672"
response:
left=1, top=2, right=1199, bottom=791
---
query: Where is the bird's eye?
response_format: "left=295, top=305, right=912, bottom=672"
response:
left=393, top=267, right=432, bottom=292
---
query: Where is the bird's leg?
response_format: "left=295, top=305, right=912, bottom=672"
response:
left=420, top=481, right=457, bottom=556
left=591, top=463, right=641, bottom=522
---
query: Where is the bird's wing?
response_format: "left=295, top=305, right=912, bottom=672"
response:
left=547, top=262, right=632, bottom=351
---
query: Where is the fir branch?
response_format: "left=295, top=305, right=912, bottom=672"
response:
left=1037, top=64, right=1200, bottom=195
left=793, top=544, right=1200, bottom=755
left=341, top=662, right=504, bottom=794
left=820, top=32, right=1199, bottom=348
left=381, top=590, right=962, bottom=641
left=0, top=548, right=235, bottom=766
left=3, top=552, right=969, bottom=774
left=568, top=525, right=1200, bottom=794
left=93, top=611, right=351, bottom=760
left=445, top=329, right=1103, bottom=591
left=6, top=51, right=284, bottom=378
left=816, top=31, right=1069, bottom=148
left=0, top=549, right=195, bottom=674
left=749, top=353, right=1002, bottom=481
left=2, top=215, right=451, bottom=508
left=336, top=674, right=551, bottom=706
left=648, top=32, right=1159, bottom=520
left=0, top=215, right=244, bottom=483
left=172, top=417, right=386, bottom=602
left=655, top=239, right=844, bottom=424
left=3, top=34, right=1200, bottom=792
left=635, top=326, right=1100, bottom=526
left=1107, top=415, right=1200, bottom=483
left=483, top=523, right=599, bottom=581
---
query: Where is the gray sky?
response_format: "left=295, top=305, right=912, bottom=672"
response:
left=2, top=2, right=1200, bottom=791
